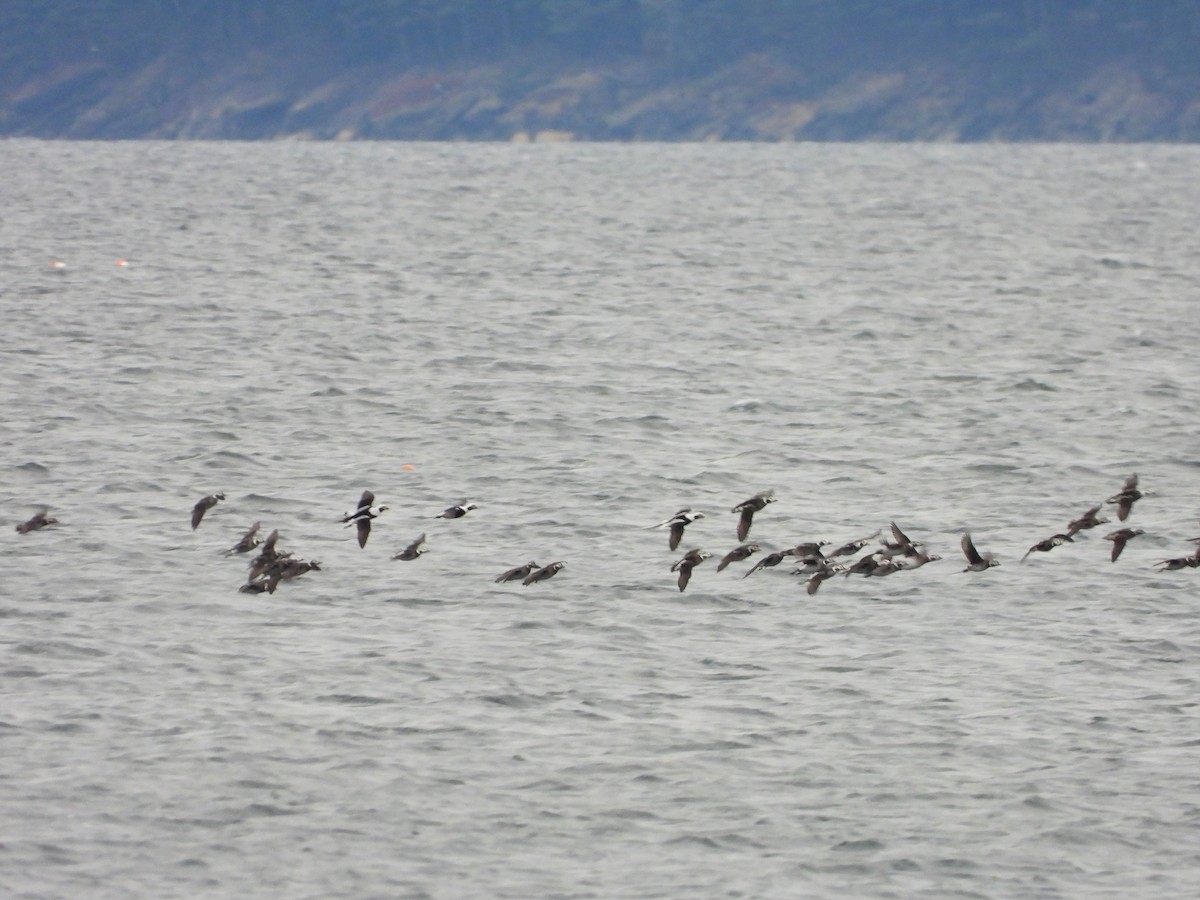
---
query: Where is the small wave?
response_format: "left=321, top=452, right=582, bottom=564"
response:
left=13, top=461, right=51, bottom=475
left=665, top=835, right=721, bottom=849
left=701, top=657, right=768, bottom=672
left=208, top=450, right=262, bottom=465
left=727, top=398, right=764, bottom=411
left=1098, top=256, right=1151, bottom=270
left=1011, top=378, right=1057, bottom=392
left=1145, top=382, right=1180, bottom=397
left=966, top=463, right=1022, bottom=474
left=97, top=481, right=167, bottom=494
left=3, top=666, right=44, bottom=678
left=487, top=359, right=552, bottom=372
left=833, top=839, right=886, bottom=852
left=423, top=354, right=496, bottom=371
left=382, top=597, right=446, bottom=607
left=662, top=740, right=752, bottom=752
left=316, top=694, right=392, bottom=705
left=243, top=804, right=297, bottom=818
left=933, top=373, right=987, bottom=383
left=480, top=693, right=539, bottom=708
left=601, top=414, right=669, bottom=426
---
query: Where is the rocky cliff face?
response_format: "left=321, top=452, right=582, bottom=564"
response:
left=3, top=51, right=1198, bottom=141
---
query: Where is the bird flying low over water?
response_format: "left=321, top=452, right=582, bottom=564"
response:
left=342, top=490, right=388, bottom=548
left=248, top=529, right=283, bottom=581
left=1021, top=533, right=1074, bottom=561
left=897, top=550, right=941, bottom=570
left=671, top=549, right=710, bottom=592
left=16, top=508, right=58, bottom=534
left=652, top=508, right=705, bottom=551
left=790, top=556, right=829, bottom=576
left=341, top=490, right=385, bottom=522
left=866, top=558, right=904, bottom=577
left=1106, top=474, right=1148, bottom=522
left=259, top=528, right=280, bottom=556
left=743, top=549, right=791, bottom=579
left=788, top=540, right=829, bottom=560
left=731, top=490, right=775, bottom=541
left=237, top=527, right=320, bottom=594
left=495, top=561, right=541, bottom=583
left=264, top=558, right=322, bottom=594
left=191, top=493, right=224, bottom=530
left=717, top=543, right=760, bottom=572
left=392, top=533, right=427, bottom=560
left=523, top=561, right=565, bottom=585
left=961, top=533, right=999, bottom=572
left=223, top=521, right=262, bottom=556
left=1105, top=527, right=1144, bottom=562
left=1160, top=535, right=1200, bottom=570
left=243, top=557, right=322, bottom=594
left=1066, top=504, right=1109, bottom=537
left=881, top=522, right=924, bottom=559
left=843, top=553, right=885, bottom=576
left=826, top=530, right=881, bottom=558
left=1156, top=554, right=1200, bottom=571
left=437, top=502, right=478, bottom=519
left=804, top=560, right=844, bottom=595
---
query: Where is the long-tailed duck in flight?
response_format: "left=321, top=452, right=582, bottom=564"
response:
left=1106, top=474, right=1148, bottom=522
left=742, top=549, right=791, bottom=579
left=716, top=543, right=760, bottom=572
left=223, top=521, right=262, bottom=556
left=523, top=561, right=566, bottom=585
left=437, top=502, right=478, bottom=519
left=1065, top=504, right=1108, bottom=537
left=392, top=533, right=427, bottom=561
left=342, top=490, right=388, bottom=548
left=1104, top=527, right=1144, bottom=562
left=1021, top=533, right=1074, bottom=561
left=1156, top=554, right=1199, bottom=571
left=191, top=493, right=224, bottom=530
left=961, top=533, right=999, bottom=572
left=881, top=522, right=924, bottom=559
left=731, top=490, right=775, bottom=541
left=16, top=508, right=58, bottom=534
left=671, top=549, right=710, bottom=592
left=826, top=531, right=881, bottom=558
left=804, top=560, right=844, bottom=595
left=496, top=561, right=541, bottom=583
left=652, top=508, right=705, bottom=551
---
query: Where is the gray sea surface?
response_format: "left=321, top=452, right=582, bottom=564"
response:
left=3, top=141, right=1200, bottom=898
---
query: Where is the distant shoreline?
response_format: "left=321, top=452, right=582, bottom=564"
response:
left=3, top=53, right=1198, bottom=142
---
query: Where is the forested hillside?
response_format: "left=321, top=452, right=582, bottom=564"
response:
left=3, top=1, right=1199, bottom=139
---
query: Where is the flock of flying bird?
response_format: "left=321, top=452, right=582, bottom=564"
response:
left=13, top=473, right=1200, bottom=596
left=648, top=474, right=1198, bottom=595
left=195, top=490, right=565, bottom=594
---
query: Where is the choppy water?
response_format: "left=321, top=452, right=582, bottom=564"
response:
left=3, top=141, right=1200, bottom=898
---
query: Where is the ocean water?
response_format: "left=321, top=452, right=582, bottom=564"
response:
left=2, top=140, right=1200, bottom=898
